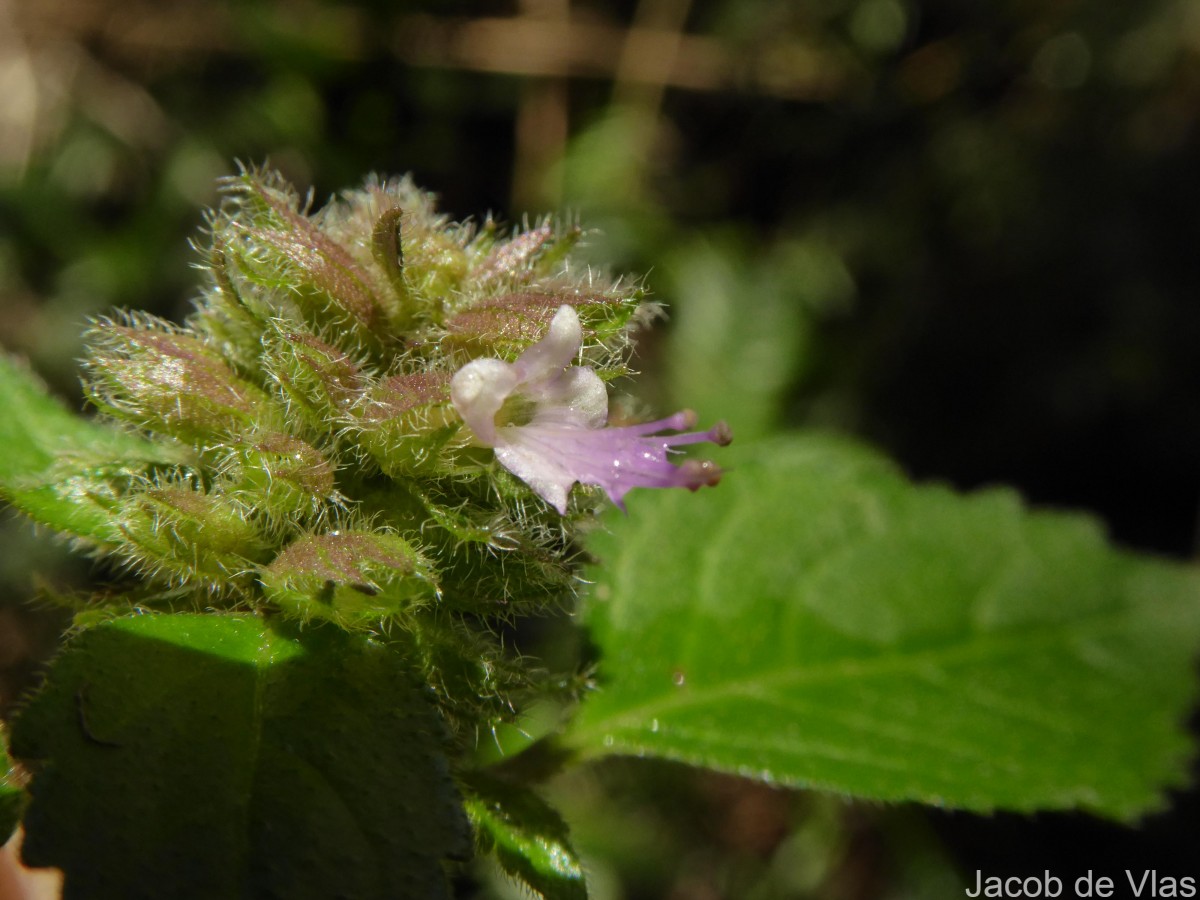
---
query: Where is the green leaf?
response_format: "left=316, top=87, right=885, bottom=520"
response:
left=9, top=613, right=470, bottom=899
left=566, top=433, right=1200, bottom=820
left=464, top=772, right=586, bottom=900
left=0, top=355, right=187, bottom=543
left=0, top=727, right=23, bottom=845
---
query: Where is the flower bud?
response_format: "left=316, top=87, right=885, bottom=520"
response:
left=117, top=485, right=272, bottom=588
left=444, top=291, right=642, bottom=361
left=84, top=321, right=284, bottom=444
left=263, top=329, right=363, bottom=436
left=218, top=176, right=392, bottom=354
left=191, top=240, right=271, bottom=374
left=261, top=531, right=438, bottom=626
left=472, top=221, right=582, bottom=288
left=404, top=229, right=469, bottom=313
left=353, top=372, right=464, bottom=476
left=225, top=432, right=337, bottom=522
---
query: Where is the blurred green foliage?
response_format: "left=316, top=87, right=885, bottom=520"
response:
left=2, top=0, right=1198, bottom=896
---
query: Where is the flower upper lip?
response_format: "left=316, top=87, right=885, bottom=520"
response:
left=451, top=304, right=730, bottom=514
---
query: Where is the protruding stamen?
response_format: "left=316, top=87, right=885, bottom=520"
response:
left=679, top=459, right=723, bottom=491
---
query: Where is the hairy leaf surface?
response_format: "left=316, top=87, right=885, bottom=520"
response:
left=0, top=356, right=185, bottom=543
left=568, top=434, right=1200, bottom=820
left=464, top=772, right=587, bottom=900
left=10, top=613, right=470, bottom=899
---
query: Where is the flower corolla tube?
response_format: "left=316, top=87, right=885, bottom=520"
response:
left=451, top=304, right=731, bottom=514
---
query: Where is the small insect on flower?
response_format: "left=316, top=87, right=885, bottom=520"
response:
left=451, top=304, right=731, bottom=514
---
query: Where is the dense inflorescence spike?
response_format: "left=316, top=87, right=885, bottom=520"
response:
left=73, top=167, right=727, bottom=743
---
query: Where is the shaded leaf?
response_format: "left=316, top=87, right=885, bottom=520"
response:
left=10, top=613, right=470, bottom=899
left=567, top=434, right=1200, bottom=820
left=464, top=772, right=586, bottom=900
left=0, top=355, right=186, bottom=543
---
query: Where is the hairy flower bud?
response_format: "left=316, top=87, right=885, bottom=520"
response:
left=472, top=220, right=582, bottom=288
left=116, top=485, right=272, bottom=588
left=225, top=432, right=337, bottom=522
left=262, top=329, right=363, bottom=437
left=443, top=291, right=642, bottom=362
left=398, top=229, right=468, bottom=308
left=85, top=320, right=283, bottom=444
left=353, top=372, right=464, bottom=476
left=216, top=177, right=393, bottom=352
left=261, top=531, right=438, bottom=626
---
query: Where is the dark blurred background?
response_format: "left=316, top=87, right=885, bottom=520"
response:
left=1, top=0, right=1198, bottom=897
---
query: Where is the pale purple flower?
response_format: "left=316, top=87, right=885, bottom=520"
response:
left=450, top=304, right=731, bottom=514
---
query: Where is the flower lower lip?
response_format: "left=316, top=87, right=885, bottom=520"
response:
left=496, top=415, right=729, bottom=512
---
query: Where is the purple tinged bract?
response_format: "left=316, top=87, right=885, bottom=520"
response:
left=451, top=304, right=731, bottom=514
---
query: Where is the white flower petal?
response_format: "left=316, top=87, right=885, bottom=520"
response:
left=512, top=305, right=582, bottom=386
left=450, top=357, right=518, bottom=444
left=525, top=366, right=608, bottom=429
left=495, top=438, right=573, bottom=514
